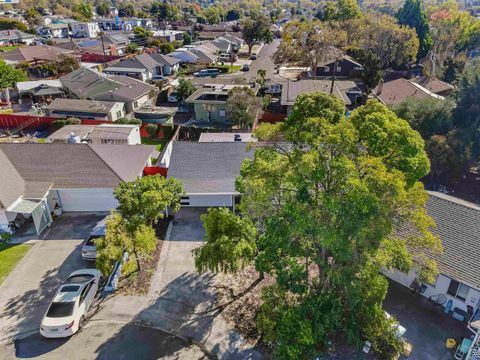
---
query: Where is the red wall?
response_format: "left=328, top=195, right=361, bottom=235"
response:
left=0, top=114, right=56, bottom=130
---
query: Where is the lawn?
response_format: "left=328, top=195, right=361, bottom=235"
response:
left=141, top=137, right=167, bottom=151
left=0, top=243, right=32, bottom=284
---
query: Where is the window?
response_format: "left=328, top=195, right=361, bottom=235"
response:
left=447, top=279, right=470, bottom=301
left=324, top=66, right=330, bottom=72
left=116, top=110, right=122, bottom=118
left=219, top=110, right=226, bottom=117
left=133, top=101, right=138, bottom=109
left=336, top=66, right=342, bottom=72
left=80, top=282, right=93, bottom=304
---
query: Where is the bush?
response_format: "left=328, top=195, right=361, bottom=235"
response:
left=52, top=117, right=81, bottom=128
left=116, top=117, right=142, bottom=125
left=0, top=232, right=12, bottom=243
left=145, top=123, right=158, bottom=138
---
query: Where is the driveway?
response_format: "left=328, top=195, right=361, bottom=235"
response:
left=0, top=213, right=106, bottom=343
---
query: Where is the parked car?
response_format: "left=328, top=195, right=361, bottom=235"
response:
left=40, top=269, right=103, bottom=338
left=241, top=64, right=250, bottom=72
left=219, top=53, right=231, bottom=61
left=250, top=53, right=257, bottom=60
left=168, top=91, right=178, bottom=103
left=193, top=69, right=219, bottom=77
left=149, top=75, right=168, bottom=83
left=81, top=218, right=107, bottom=261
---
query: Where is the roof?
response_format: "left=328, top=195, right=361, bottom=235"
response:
left=0, top=29, right=35, bottom=41
left=199, top=132, right=256, bottom=142
left=281, top=79, right=362, bottom=106
left=398, top=191, right=480, bottom=290
left=47, top=124, right=138, bottom=143
left=149, top=53, right=181, bottom=66
left=95, top=75, right=156, bottom=102
left=47, top=98, right=122, bottom=115
left=0, top=143, right=155, bottom=208
left=0, top=45, right=72, bottom=63
left=169, top=50, right=199, bottom=64
left=374, top=78, right=445, bottom=106
left=167, top=142, right=254, bottom=194
left=16, top=80, right=62, bottom=92
left=409, top=76, right=454, bottom=95
left=318, top=55, right=363, bottom=69
left=190, top=48, right=217, bottom=63
left=186, top=84, right=255, bottom=104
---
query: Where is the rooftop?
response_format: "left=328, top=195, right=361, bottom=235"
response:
left=47, top=124, right=139, bottom=143
left=47, top=98, right=122, bottom=115
left=374, top=78, right=445, bottom=106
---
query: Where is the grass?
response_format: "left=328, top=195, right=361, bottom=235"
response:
left=141, top=137, right=167, bottom=151
left=0, top=45, right=21, bottom=52
left=0, top=243, right=32, bottom=284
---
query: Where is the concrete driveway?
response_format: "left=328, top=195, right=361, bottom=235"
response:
left=0, top=213, right=106, bottom=343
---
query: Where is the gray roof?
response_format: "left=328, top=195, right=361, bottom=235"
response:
left=0, top=30, right=36, bottom=41
left=190, top=49, right=217, bottom=63
left=167, top=142, right=254, bottom=194
left=0, top=143, right=155, bottom=208
left=398, top=191, right=480, bottom=290
left=149, top=53, right=181, bottom=66
left=95, top=75, right=156, bottom=102
left=47, top=98, right=121, bottom=115
left=47, top=124, right=138, bottom=143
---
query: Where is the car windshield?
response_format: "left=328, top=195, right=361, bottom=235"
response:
left=46, top=301, right=75, bottom=318
left=85, top=235, right=102, bottom=247
left=60, top=285, right=80, bottom=293
left=65, top=274, right=94, bottom=284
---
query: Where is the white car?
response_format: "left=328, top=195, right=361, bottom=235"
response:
left=40, top=269, right=103, bottom=338
left=81, top=218, right=107, bottom=261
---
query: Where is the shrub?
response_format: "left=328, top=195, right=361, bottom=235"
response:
left=145, top=123, right=158, bottom=138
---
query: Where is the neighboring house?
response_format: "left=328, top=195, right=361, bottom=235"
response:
left=210, top=37, right=233, bottom=55
left=37, top=23, right=69, bottom=38
left=315, top=55, right=363, bottom=78
left=0, top=30, right=36, bottom=46
left=16, top=80, right=64, bottom=104
left=221, top=33, right=243, bottom=48
left=190, top=48, right=217, bottom=65
left=104, top=53, right=159, bottom=82
left=0, top=45, right=76, bottom=65
left=71, top=22, right=100, bottom=38
left=199, top=132, right=255, bottom=142
left=60, top=68, right=158, bottom=114
left=153, top=29, right=184, bottom=43
left=382, top=191, right=480, bottom=318
left=185, top=84, right=259, bottom=126
left=0, top=143, right=155, bottom=234
left=148, top=53, right=181, bottom=75
left=409, top=76, right=454, bottom=97
left=374, top=78, right=445, bottom=106
left=46, top=98, right=126, bottom=121
left=168, top=50, right=199, bottom=64
left=280, top=79, right=364, bottom=115
left=162, top=141, right=253, bottom=207
left=46, top=124, right=141, bottom=145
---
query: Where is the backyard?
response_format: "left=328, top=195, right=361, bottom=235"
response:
left=0, top=243, right=32, bottom=284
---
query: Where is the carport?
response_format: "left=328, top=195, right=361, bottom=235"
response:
left=6, top=198, right=53, bottom=235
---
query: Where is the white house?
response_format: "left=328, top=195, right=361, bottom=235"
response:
left=383, top=191, right=480, bottom=318
left=0, top=143, right=156, bottom=235
left=71, top=22, right=100, bottom=38
left=46, top=98, right=126, bottom=121
left=46, top=124, right=141, bottom=145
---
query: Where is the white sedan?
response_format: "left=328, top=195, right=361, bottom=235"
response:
left=40, top=269, right=103, bottom=338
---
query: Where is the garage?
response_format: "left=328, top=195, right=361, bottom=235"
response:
left=165, top=141, right=253, bottom=208
left=56, top=188, right=119, bottom=212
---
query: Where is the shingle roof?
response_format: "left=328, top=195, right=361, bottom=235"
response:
left=409, top=76, right=454, bottom=95
left=398, top=191, right=480, bottom=289
left=167, top=142, right=254, bottom=194
left=149, top=53, right=181, bottom=66
left=0, top=144, right=155, bottom=208
left=374, top=78, right=445, bottom=106
left=47, top=98, right=121, bottom=115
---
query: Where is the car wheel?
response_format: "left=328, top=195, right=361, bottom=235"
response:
left=79, top=316, right=86, bottom=329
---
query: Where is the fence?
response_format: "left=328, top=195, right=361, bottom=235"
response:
left=0, top=114, right=56, bottom=131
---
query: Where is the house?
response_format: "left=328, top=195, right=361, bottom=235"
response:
left=168, top=50, right=199, bottom=64
left=0, top=45, right=76, bottom=65
left=280, top=79, right=364, bottom=114
left=374, top=78, right=445, bottom=106
left=71, top=22, right=100, bottom=38
left=46, top=124, right=141, bottom=145
left=190, top=48, right=218, bottom=65
left=162, top=141, right=253, bottom=207
left=0, top=143, right=155, bottom=234
left=0, top=30, right=36, bottom=46
left=104, top=53, right=160, bottom=82
left=383, top=191, right=480, bottom=321
left=315, top=55, right=364, bottom=78
left=148, top=53, right=181, bottom=75
left=153, top=29, right=184, bottom=43
left=16, top=80, right=64, bottom=104
left=409, top=76, right=454, bottom=97
left=199, top=132, right=255, bottom=142
left=185, top=84, right=259, bottom=126
left=46, top=98, right=126, bottom=121
left=37, top=23, right=69, bottom=38
left=60, top=68, right=158, bottom=113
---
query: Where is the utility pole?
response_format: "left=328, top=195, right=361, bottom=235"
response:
left=100, top=31, right=108, bottom=69
left=330, top=58, right=337, bottom=95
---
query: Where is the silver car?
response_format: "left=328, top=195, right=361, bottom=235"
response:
left=81, top=219, right=107, bottom=261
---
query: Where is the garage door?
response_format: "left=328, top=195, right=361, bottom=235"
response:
left=181, top=194, right=233, bottom=207
left=57, top=188, right=119, bottom=212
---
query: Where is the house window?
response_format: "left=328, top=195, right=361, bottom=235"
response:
left=324, top=66, right=330, bottom=72
left=219, top=110, right=226, bottom=117
left=116, top=110, right=122, bottom=118
left=447, top=279, right=470, bottom=301
left=336, top=66, right=342, bottom=72
left=133, top=100, right=138, bottom=109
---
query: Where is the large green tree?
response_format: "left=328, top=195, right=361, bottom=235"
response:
left=176, top=76, right=195, bottom=103
left=195, top=92, right=440, bottom=359
left=241, top=13, right=273, bottom=54
left=226, top=87, right=262, bottom=129
left=316, top=0, right=361, bottom=21
left=0, top=59, right=27, bottom=91
left=397, top=0, right=432, bottom=61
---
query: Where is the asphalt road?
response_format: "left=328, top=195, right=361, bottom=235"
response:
left=191, top=39, right=281, bottom=86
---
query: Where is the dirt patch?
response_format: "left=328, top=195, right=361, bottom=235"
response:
left=117, top=217, right=171, bottom=296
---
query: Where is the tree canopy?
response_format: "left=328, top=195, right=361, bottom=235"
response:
left=226, top=87, right=262, bottom=129
left=176, top=76, right=195, bottom=103
left=316, top=0, right=361, bottom=21
left=0, top=59, right=27, bottom=90
left=241, top=13, right=273, bottom=54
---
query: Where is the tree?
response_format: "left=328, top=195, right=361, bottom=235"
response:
left=0, top=19, right=28, bottom=32
left=316, top=0, right=361, bottom=21
left=193, top=208, right=257, bottom=274
left=233, top=94, right=439, bottom=358
left=274, top=21, right=345, bottom=78
left=176, top=76, right=195, bottom=103
left=24, top=8, right=42, bottom=27
left=96, top=212, right=157, bottom=274
left=75, top=3, right=93, bottom=20
left=114, top=174, right=184, bottom=231
left=349, top=14, right=419, bottom=68
left=150, top=2, right=180, bottom=21
left=242, top=13, right=273, bottom=54
left=0, top=59, right=27, bottom=91
left=351, top=48, right=382, bottom=90
left=133, top=26, right=152, bottom=42
left=96, top=2, right=111, bottom=17
left=183, top=33, right=192, bottom=46
left=145, top=123, right=158, bottom=138
left=159, top=42, right=174, bottom=54
left=226, top=87, right=262, bottom=129
left=397, top=0, right=432, bottom=61
left=226, top=7, right=241, bottom=21
left=55, top=54, right=80, bottom=75
left=126, top=42, right=139, bottom=54
left=204, top=7, right=222, bottom=25
left=254, top=69, right=267, bottom=88
left=118, top=3, right=136, bottom=18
